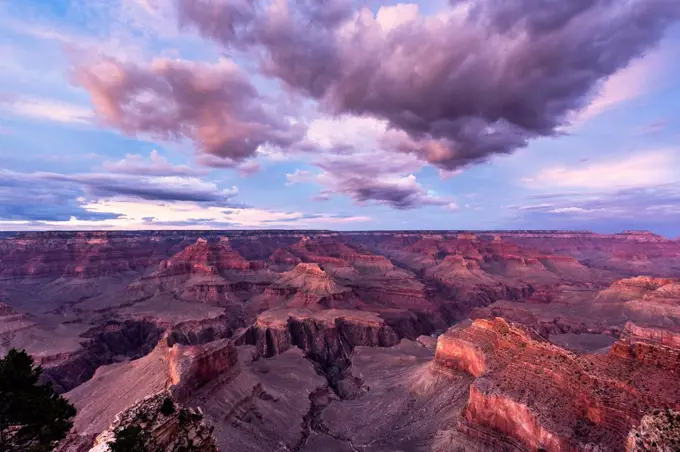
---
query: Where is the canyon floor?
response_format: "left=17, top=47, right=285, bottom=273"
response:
left=1, top=230, right=679, bottom=451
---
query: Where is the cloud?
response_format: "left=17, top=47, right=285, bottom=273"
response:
left=37, top=172, right=239, bottom=204
left=180, top=0, right=680, bottom=171
left=522, top=151, right=677, bottom=190
left=635, top=120, right=668, bottom=136
left=13, top=198, right=371, bottom=230
left=0, top=96, right=92, bottom=124
left=194, top=154, right=261, bottom=175
left=439, top=169, right=463, bottom=180
left=288, top=167, right=453, bottom=210
left=0, top=169, right=370, bottom=230
left=507, top=180, right=680, bottom=237
left=73, top=56, right=306, bottom=164
left=102, top=150, right=209, bottom=176
left=575, top=47, right=669, bottom=123
left=514, top=184, right=680, bottom=224
left=0, top=169, right=241, bottom=225
left=320, top=173, right=450, bottom=210
left=0, top=170, right=120, bottom=221
left=284, top=115, right=456, bottom=209
left=286, top=169, right=313, bottom=186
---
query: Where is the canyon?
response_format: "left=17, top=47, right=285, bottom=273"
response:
left=0, top=230, right=679, bottom=451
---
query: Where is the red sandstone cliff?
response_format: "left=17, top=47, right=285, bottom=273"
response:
left=435, top=318, right=680, bottom=451
left=166, top=338, right=240, bottom=401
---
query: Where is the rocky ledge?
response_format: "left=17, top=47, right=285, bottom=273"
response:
left=89, top=391, right=217, bottom=452
left=611, top=322, right=680, bottom=372
left=435, top=318, right=680, bottom=451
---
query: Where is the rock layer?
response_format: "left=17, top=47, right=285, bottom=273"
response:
left=436, top=318, right=680, bottom=451
left=234, top=309, right=400, bottom=364
left=167, top=338, right=239, bottom=401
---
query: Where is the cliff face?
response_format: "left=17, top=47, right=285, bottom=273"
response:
left=485, top=230, right=680, bottom=277
left=0, top=232, right=178, bottom=279
left=610, top=322, right=680, bottom=372
left=166, top=338, right=240, bottom=401
left=155, top=238, right=251, bottom=276
left=42, top=320, right=164, bottom=393
left=129, top=237, right=258, bottom=306
left=465, top=384, right=567, bottom=451
left=435, top=318, right=680, bottom=451
left=234, top=309, right=400, bottom=365
left=2, top=229, right=678, bottom=281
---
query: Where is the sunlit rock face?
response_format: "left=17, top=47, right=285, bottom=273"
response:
left=167, top=338, right=240, bottom=401
left=434, top=318, right=680, bottom=451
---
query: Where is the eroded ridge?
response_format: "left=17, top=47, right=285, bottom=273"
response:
left=435, top=318, right=680, bottom=451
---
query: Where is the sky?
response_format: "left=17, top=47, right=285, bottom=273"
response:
left=1, top=0, right=679, bottom=235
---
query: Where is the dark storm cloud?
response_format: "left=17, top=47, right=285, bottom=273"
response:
left=180, top=0, right=680, bottom=170
left=458, top=0, right=607, bottom=35
left=73, top=56, right=306, bottom=164
left=179, top=0, right=352, bottom=98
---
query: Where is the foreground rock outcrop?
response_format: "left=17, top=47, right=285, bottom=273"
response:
left=61, top=336, right=239, bottom=449
left=90, top=391, right=217, bottom=452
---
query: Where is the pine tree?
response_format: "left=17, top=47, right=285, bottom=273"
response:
left=0, top=348, right=77, bottom=452
left=109, top=425, right=148, bottom=452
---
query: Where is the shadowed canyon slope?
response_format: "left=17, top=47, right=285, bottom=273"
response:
left=1, top=230, right=679, bottom=451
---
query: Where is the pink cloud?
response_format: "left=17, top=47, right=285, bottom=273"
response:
left=74, top=56, right=306, bottom=163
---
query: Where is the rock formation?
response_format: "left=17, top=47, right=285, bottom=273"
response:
left=436, top=318, right=680, bottom=451
left=234, top=308, right=400, bottom=364
left=61, top=336, right=239, bottom=449
left=167, top=338, right=239, bottom=401
left=627, top=408, right=680, bottom=452
left=89, top=391, right=217, bottom=452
